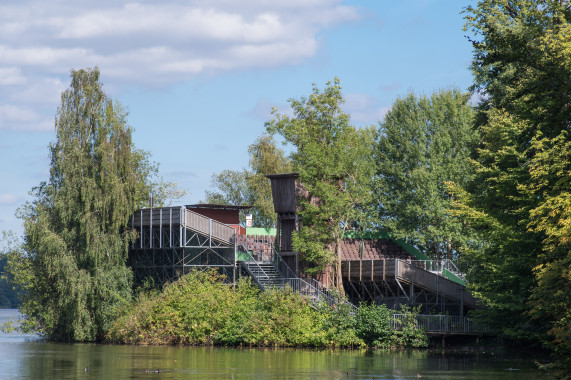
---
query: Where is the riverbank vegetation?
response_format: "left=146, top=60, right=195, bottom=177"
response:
left=107, top=270, right=427, bottom=348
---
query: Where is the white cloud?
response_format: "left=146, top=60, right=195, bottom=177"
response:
left=0, top=193, right=20, bottom=205
left=0, top=0, right=360, bottom=132
left=0, top=104, right=53, bottom=131
left=0, top=67, right=26, bottom=85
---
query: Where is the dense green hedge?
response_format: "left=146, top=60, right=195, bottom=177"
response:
left=107, top=270, right=427, bottom=348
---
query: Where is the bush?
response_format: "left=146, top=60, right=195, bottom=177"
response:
left=108, top=270, right=325, bottom=347
left=391, top=305, right=428, bottom=348
left=107, top=270, right=428, bottom=349
left=355, top=303, right=392, bottom=347
left=317, top=299, right=362, bottom=347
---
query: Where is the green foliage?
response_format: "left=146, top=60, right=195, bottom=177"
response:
left=246, top=134, right=293, bottom=227
left=7, top=67, right=152, bottom=341
left=108, top=270, right=325, bottom=347
left=266, top=78, right=375, bottom=285
left=203, top=134, right=292, bottom=227
left=375, top=89, right=478, bottom=260
left=355, top=303, right=392, bottom=347
left=0, top=231, right=21, bottom=308
left=391, top=306, right=428, bottom=348
left=109, top=270, right=428, bottom=349
left=317, top=297, right=362, bottom=347
left=447, top=110, right=541, bottom=339
left=454, top=0, right=571, bottom=364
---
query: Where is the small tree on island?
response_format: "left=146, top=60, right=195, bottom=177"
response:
left=8, top=68, right=154, bottom=341
left=266, top=78, right=375, bottom=289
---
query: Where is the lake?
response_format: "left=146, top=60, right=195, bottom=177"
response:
left=0, top=309, right=555, bottom=380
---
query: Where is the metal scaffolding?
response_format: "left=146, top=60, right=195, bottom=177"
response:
left=128, top=207, right=236, bottom=287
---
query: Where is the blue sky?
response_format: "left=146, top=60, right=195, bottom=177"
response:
left=0, top=0, right=476, bottom=237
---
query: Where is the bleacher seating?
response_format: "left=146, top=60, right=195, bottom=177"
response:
left=339, top=238, right=413, bottom=261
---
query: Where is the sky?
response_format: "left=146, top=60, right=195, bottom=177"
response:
left=0, top=0, right=476, bottom=238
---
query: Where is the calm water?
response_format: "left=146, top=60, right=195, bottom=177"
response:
left=0, top=309, right=555, bottom=380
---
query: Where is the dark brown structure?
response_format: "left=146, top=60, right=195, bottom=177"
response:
left=266, top=173, right=299, bottom=274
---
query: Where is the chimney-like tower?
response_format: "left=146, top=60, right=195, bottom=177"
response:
left=266, top=173, right=299, bottom=274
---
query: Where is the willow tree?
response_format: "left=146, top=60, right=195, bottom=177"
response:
left=267, top=78, right=375, bottom=288
left=10, top=68, right=151, bottom=341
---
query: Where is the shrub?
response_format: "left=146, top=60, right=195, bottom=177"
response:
left=107, top=270, right=325, bottom=347
left=355, top=303, right=392, bottom=347
left=391, top=305, right=428, bottom=348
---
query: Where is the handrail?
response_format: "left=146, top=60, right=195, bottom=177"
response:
left=184, top=209, right=235, bottom=243
left=237, top=246, right=272, bottom=290
left=237, top=238, right=356, bottom=310
left=391, top=313, right=489, bottom=333
left=269, top=246, right=356, bottom=310
left=409, top=259, right=466, bottom=280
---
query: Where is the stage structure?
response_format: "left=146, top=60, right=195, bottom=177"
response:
left=341, top=237, right=475, bottom=316
left=128, top=206, right=238, bottom=287
left=265, top=173, right=478, bottom=317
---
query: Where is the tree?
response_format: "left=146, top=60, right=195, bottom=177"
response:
left=0, top=231, right=21, bottom=308
left=374, top=89, right=478, bottom=260
left=266, top=78, right=375, bottom=288
left=246, top=134, right=293, bottom=227
left=203, top=134, right=292, bottom=227
left=204, top=169, right=251, bottom=221
left=452, top=0, right=571, bottom=359
left=7, top=67, right=152, bottom=341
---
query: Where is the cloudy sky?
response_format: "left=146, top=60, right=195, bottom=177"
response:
left=1, top=0, right=475, bottom=236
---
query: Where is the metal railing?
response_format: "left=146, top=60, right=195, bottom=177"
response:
left=392, top=314, right=489, bottom=333
left=237, top=240, right=356, bottom=311
left=410, top=259, right=466, bottom=281
left=269, top=247, right=356, bottom=310
left=237, top=247, right=272, bottom=289
left=184, top=209, right=235, bottom=243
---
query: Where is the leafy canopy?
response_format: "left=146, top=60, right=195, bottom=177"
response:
left=375, top=89, right=478, bottom=260
left=8, top=67, right=154, bottom=341
left=203, top=134, right=292, bottom=227
left=266, top=78, right=375, bottom=284
left=452, top=1, right=571, bottom=362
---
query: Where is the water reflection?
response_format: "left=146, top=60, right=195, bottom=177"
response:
left=0, top=310, right=554, bottom=380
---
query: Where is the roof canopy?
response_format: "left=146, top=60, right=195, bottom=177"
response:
left=186, top=204, right=251, bottom=210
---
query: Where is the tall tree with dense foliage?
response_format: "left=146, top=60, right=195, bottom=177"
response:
left=8, top=68, right=152, bottom=341
left=453, top=0, right=571, bottom=361
left=0, top=231, right=21, bottom=308
left=204, top=134, right=292, bottom=227
left=266, top=78, right=375, bottom=287
left=375, top=89, right=478, bottom=260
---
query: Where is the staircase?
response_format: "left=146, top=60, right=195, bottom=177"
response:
left=238, top=245, right=356, bottom=311
left=241, top=261, right=285, bottom=290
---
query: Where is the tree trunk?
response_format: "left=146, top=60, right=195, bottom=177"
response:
left=335, top=237, right=345, bottom=294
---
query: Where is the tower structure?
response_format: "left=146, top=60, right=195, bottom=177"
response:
left=266, top=173, right=299, bottom=275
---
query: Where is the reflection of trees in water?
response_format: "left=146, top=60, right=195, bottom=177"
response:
left=12, top=344, right=548, bottom=379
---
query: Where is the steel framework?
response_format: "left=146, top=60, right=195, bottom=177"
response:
left=341, top=259, right=474, bottom=316
left=128, top=207, right=236, bottom=287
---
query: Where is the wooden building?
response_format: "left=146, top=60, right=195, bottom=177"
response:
left=266, top=173, right=299, bottom=274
